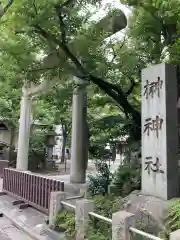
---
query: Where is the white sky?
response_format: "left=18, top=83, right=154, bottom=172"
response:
left=92, top=0, right=131, bottom=20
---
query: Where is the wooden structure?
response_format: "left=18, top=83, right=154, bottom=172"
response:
left=3, top=168, right=64, bottom=214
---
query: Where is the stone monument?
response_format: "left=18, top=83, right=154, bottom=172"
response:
left=141, top=63, right=179, bottom=200
left=123, top=64, right=180, bottom=235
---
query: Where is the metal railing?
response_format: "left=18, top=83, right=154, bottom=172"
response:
left=3, top=168, right=64, bottom=214
left=88, top=212, right=112, bottom=224
left=61, top=201, right=76, bottom=210
left=130, top=227, right=162, bottom=240
left=60, top=200, right=112, bottom=224
left=60, top=200, right=163, bottom=240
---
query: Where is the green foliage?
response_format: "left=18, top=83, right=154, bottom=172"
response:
left=159, top=199, right=180, bottom=239
left=87, top=161, right=113, bottom=196
left=28, top=129, right=47, bottom=170
left=54, top=210, right=75, bottom=238
left=113, top=162, right=141, bottom=197
left=54, top=195, right=122, bottom=240
left=89, top=144, right=111, bottom=160
left=0, top=0, right=143, bottom=140
left=93, top=195, right=122, bottom=218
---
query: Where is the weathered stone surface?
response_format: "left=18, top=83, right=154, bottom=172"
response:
left=75, top=199, right=94, bottom=240
left=70, top=79, right=88, bottom=184
left=112, top=211, right=135, bottom=240
left=16, top=86, right=32, bottom=171
left=0, top=230, right=11, bottom=240
left=170, top=229, right=180, bottom=240
left=141, top=64, right=179, bottom=200
left=0, top=193, right=63, bottom=240
left=122, top=192, right=168, bottom=235
left=49, top=191, right=66, bottom=227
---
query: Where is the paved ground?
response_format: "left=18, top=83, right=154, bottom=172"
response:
left=37, top=159, right=121, bottom=182
left=0, top=158, right=121, bottom=239
left=34, top=159, right=121, bottom=195
left=0, top=193, right=63, bottom=240
left=0, top=216, right=33, bottom=240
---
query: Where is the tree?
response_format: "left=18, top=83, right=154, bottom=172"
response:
left=123, top=0, right=180, bottom=63
left=39, top=82, right=73, bottom=163
left=2, top=0, right=180, bottom=145
left=0, top=0, right=14, bottom=19
left=2, top=0, right=142, bottom=140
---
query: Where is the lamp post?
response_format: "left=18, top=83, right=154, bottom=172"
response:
left=45, top=128, right=57, bottom=168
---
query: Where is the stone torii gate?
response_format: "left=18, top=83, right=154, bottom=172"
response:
left=69, top=9, right=128, bottom=184
left=16, top=75, right=89, bottom=183
left=16, top=8, right=128, bottom=183
left=16, top=79, right=57, bottom=170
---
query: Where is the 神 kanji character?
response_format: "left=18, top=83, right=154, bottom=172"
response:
left=152, top=115, right=163, bottom=138
left=144, top=116, right=163, bottom=137
left=143, top=118, right=153, bottom=136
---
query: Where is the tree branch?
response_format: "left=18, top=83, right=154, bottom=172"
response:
left=30, top=65, right=60, bottom=72
left=32, top=0, right=38, bottom=15
left=55, top=0, right=74, bottom=9
left=55, top=6, right=67, bottom=44
left=3, top=0, right=13, bottom=14
left=33, top=24, right=137, bottom=116
left=33, top=20, right=141, bottom=139
left=125, top=77, right=136, bottom=96
left=33, top=24, right=87, bottom=75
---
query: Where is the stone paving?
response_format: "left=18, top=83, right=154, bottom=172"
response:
left=0, top=192, right=64, bottom=240
left=0, top=159, right=121, bottom=239
left=0, top=216, right=33, bottom=240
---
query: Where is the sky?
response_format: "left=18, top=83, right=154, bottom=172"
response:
left=92, top=0, right=131, bottom=20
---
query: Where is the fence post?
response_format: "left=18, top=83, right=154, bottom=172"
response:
left=170, top=229, right=180, bottom=240
left=75, top=199, right=94, bottom=240
left=80, top=185, right=88, bottom=198
left=49, top=191, right=67, bottom=227
left=112, top=211, right=135, bottom=240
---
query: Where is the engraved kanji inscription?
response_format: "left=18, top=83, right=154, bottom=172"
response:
left=144, top=77, right=163, bottom=99
left=144, top=115, right=163, bottom=138
left=144, top=157, right=164, bottom=175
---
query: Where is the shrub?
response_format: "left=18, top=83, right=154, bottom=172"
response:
left=53, top=195, right=123, bottom=240
left=87, top=160, right=113, bottom=196
left=113, top=162, right=141, bottom=197
left=28, top=130, right=46, bottom=170
left=53, top=210, right=75, bottom=238
left=159, top=198, right=180, bottom=239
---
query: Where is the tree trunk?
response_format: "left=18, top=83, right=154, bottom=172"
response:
left=34, top=25, right=142, bottom=140
left=9, top=127, right=15, bottom=167
left=61, top=124, right=67, bottom=164
left=112, top=144, right=116, bottom=163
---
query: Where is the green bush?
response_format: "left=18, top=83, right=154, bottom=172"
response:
left=53, top=195, right=122, bottom=240
left=92, top=195, right=122, bottom=217
left=89, top=144, right=112, bottom=160
left=87, top=161, right=113, bottom=196
left=113, top=162, right=141, bottom=197
left=87, top=195, right=123, bottom=240
left=159, top=198, right=180, bottom=239
left=28, top=130, right=46, bottom=170
left=53, top=210, right=75, bottom=238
